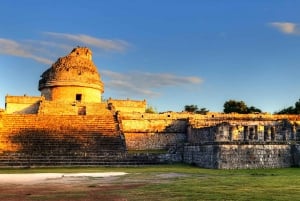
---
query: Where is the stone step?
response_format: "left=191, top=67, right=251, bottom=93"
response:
left=0, top=113, right=126, bottom=162
left=0, top=154, right=164, bottom=167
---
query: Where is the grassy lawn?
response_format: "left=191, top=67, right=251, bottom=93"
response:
left=0, top=164, right=299, bottom=200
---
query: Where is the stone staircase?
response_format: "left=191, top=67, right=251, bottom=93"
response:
left=0, top=111, right=172, bottom=167
left=0, top=111, right=131, bottom=167
left=0, top=152, right=167, bottom=167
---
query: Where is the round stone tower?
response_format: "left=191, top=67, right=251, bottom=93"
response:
left=38, top=47, right=104, bottom=103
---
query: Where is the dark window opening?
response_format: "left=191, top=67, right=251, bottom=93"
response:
left=76, top=94, right=82, bottom=102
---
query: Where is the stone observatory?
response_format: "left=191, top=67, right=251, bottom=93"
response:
left=1, top=46, right=300, bottom=169
left=38, top=47, right=104, bottom=103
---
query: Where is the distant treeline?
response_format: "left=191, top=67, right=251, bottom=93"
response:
left=183, top=99, right=300, bottom=115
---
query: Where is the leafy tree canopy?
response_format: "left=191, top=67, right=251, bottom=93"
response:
left=145, top=105, right=157, bottom=113
left=184, top=105, right=209, bottom=114
left=223, top=100, right=248, bottom=114
left=223, top=100, right=262, bottom=114
left=184, top=105, right=198, bottom=113
left=295, top=99, right=300, bottom=114
left=275, top=99, right=300, bottom=114
left=196, top=107, right=210, bottom=115
left=247, top=106, right=262, bottom=114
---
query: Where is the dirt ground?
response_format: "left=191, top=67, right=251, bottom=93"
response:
left=0, top=172, right=185, bottom=201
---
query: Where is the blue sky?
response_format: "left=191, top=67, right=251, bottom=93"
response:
left=0, top=0, right=300, bottom=113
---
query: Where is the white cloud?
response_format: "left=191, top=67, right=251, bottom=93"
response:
left=44, top=32, right=129, bottom=52
left=27, top=40, right=73, bottom=51
left=270, top=22, right=300, bottom=34
left=0, top=32, right=130, bottom=64
left=102, top=70, right=202, bottom=97
left=0, top=35, right=202, bottom=101
left=0, top=38, right=52, bottom=64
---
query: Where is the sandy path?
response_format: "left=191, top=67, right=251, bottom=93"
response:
left=0, top=172, right=127, bottom=184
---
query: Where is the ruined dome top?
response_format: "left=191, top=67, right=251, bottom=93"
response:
left=38, top=47, right=104, bottom=92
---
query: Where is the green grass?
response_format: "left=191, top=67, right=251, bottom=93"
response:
left=116, top=165, right=300, bottom=201
left=0, top=164, right=300, bottom=200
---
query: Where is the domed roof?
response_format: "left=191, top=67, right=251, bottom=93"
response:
left=39, top=47, right=104, bottom=92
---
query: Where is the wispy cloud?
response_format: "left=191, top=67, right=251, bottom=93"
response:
left=269, top=22, right=300, bottom=34
left=102, top=70, right=202, bottom=97
left=0, top=38, right=52, bottom=64
left=0, top=32, right=130, bottom=64
left=44, top=32, right=129, bottom=52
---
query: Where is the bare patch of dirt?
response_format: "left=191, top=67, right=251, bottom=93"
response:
left=0, top=183, right=134, bottom=201
left=0, top=172, right=187, bottom=200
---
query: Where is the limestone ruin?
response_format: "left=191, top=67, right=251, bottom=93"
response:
left=1, top=47, right=300, bottom=169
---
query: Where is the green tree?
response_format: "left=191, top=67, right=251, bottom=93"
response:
left=184, top=105, right=199, bottom=113
left=295, top=99, right=300, bottom=114
left=275, top=99, right=300, bottom=114
left=196, top=107, right=209, bottom=115
left=275, top=106, right=295, bottom=114
left=184, top=105, right=209, bottom=114
left=223, top=100, right=248, bottom=114
left=145, top=105, right=157, bottom=113
left=247, top=106, right=262, bottom=114
left=223, top=100, right=262, bottom=114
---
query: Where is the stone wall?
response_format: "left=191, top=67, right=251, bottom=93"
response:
left=183, top=144, right=219, bottom=168
left=38, top=100, right=77, bottom=115
left=5, top=96, right=41, bottom=114
left=38, top=100, right=109, bottom=115
left=119, top=112, right=187, bottom=150
left=84, top=103, right=110, bottom=115
left=292, top=144, right=300, bottom=167
left=124, top=132, right=186, bottom=150
left=184, top=143, right=292, bottom=169
left=188, top=117, right=300, bottom=143
left=190, top=112, right=300, bottom=122
left=41, top=86, right=102, bottom=103
left=108, top=99, right=146, bottom=113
